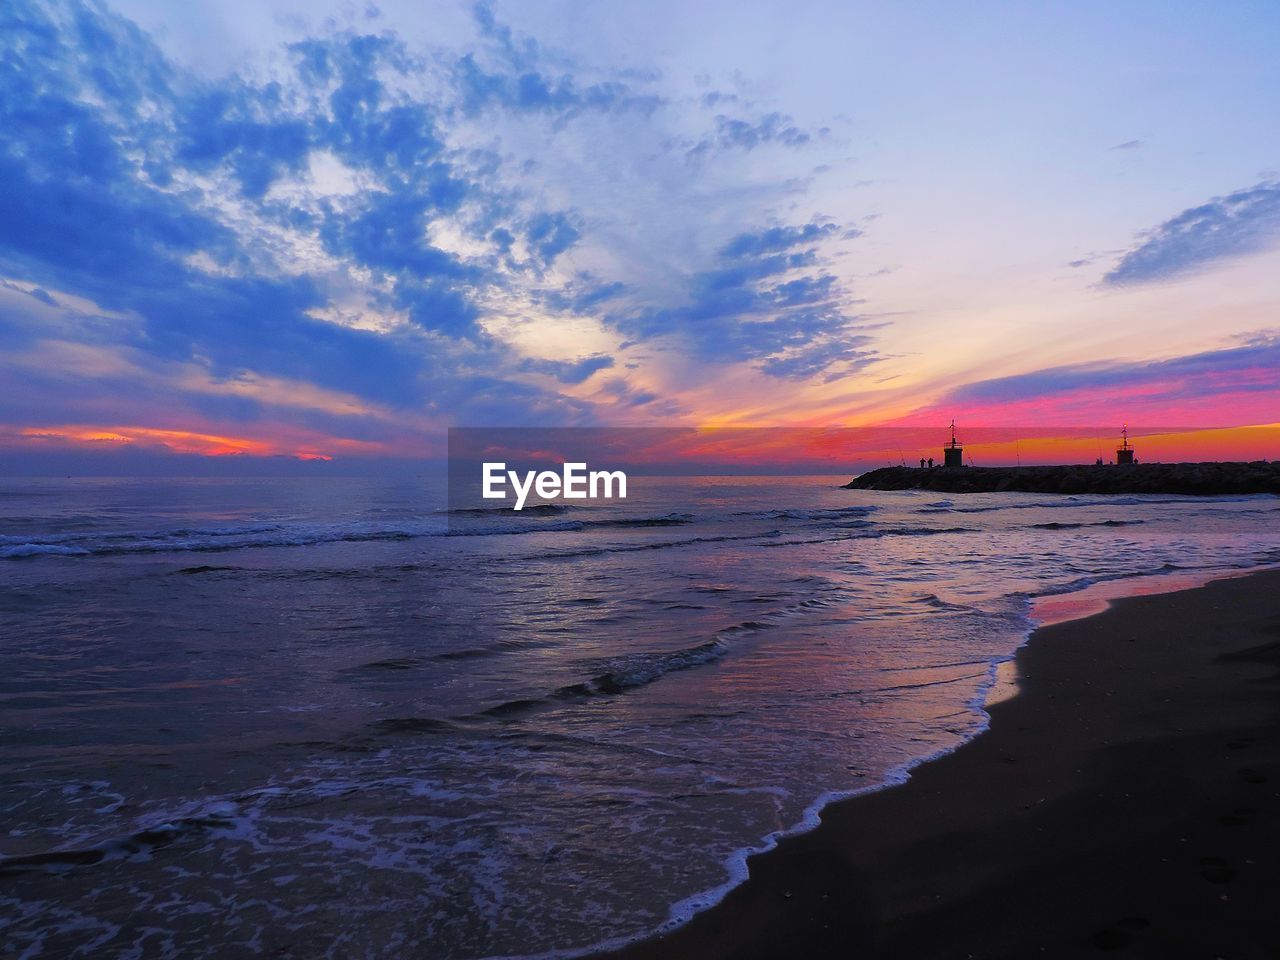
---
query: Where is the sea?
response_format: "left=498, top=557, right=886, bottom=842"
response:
left=2, top=475, right=1278, bottom=959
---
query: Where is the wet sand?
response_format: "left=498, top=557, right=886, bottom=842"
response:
left=599, top=569, right=1280, bottom=959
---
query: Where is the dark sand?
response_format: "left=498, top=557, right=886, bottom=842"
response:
left=599, top=570, right=1280, bottom=960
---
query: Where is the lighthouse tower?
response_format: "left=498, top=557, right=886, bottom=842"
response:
left=943, top=420, right=964, bottom=468
left=1116, top=424, right=1135, bottom=465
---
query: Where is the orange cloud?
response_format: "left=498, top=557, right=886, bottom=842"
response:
left=19, top=425, right=309, bottom=458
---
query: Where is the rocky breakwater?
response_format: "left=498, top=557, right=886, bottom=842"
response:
left=844, top=461, right=1280, bottom=496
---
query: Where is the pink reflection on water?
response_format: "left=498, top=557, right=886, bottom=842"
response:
left=1031, top=569, right=1265, bottom=628
left=987, top=564, right=1280, bottom=709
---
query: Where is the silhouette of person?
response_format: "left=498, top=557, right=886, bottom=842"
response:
left=919, top=457, right=926, bottom=469
left=927, top=457, right=934, bottom=468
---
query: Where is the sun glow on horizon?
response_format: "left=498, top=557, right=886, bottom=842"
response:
left=14, top=426, right=335, bottom=460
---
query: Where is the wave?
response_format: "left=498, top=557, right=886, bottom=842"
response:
left=0, top=543, right=92, bottom=558
left=1019, top=562, right=1190, bottom=601
left=352, top=657, right=423, bottom=671
left=733, top=505, right=878, bottom=522
left=470, top=636, right=742, bottom=721
left=761, top=525, right=975, bottom=548
left=578, top=636, right=736, bottom=695
left=535, top=530, right=781, bottom=561
left=368, top=716, right=459, bottom=735
left=0, top=522, right=433, bottom=559
left=364, top=596, right=844, bottom=731
left=443, top=503, right=574, bottom=516
left=582, top=513, right=694, bottom=528
left=864, top=525, right=974, bottom=538
left=1029, top=519, right=1143, bottom=530
left=0, top=511, right=701, bottom=560
left=914, top=593, right=981, bottom=611
left=0, top=808, right=240, bottom=877
left=454, top=596, right=840, bottom=722
left=922, top=493, right=1270, bottom=515
left=443, top=519, right=586, bottom=536
left=450, top=511, right=695, bottom=531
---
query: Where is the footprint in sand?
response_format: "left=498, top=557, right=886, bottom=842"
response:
left=1199, top=856, right=1236, bottom=883
left=1219, top=807, right=1253, bottom=827
left=1092, top=917, right=1150, bottom=950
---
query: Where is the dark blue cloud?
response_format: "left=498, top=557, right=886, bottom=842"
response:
left=760, top=338, right=878, bottom=381
left=525, top=211, right=580, bottom=265
left=603, top=220, right=877, bottom=379
left=539, top=276, right=625, bottom=314
left=167, top=31, right=450, bottom=203
left=945, top=334, right=1280, bottom=404
left=686, top=112, right=825, bottom=161
left=598, top=376, right=670, bottom=411
left=292, top=34, right=448, bottom=179
left=452, top=53, right=659, bottom=118
left=720, top=223, right=839, bottom=258
left=520, top=354, right=614, bottom=384
left=325, top=192, right=469, bottom=277
left=711, top=113, right=814, bottom=150
left=0, top=0, right=597, bottom=425
left=388, top=279, right=480, bottom=338
left=0, top=0, right=880, bottom=453
left=1103, top=180, right=1280, bottom=285
left=0, top=2, right=438, bottom=406
left=177, top=86, right=311, bottom=199
left=470, top=0, right=541, bottom=70
left=455, top=1, right=660, bottom=120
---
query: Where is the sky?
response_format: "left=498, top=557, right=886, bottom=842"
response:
left=2, top=0, right=1279, bottom=471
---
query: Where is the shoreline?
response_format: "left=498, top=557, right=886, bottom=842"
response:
left=591, top=565, right=1280, bottom=960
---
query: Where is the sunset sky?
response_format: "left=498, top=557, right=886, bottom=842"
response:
left=2, top=0, right=1279, bottom=470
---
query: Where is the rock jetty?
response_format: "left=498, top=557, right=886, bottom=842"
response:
left=844, top=461, right=1280, bottom=496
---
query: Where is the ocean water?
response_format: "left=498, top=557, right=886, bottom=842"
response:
left=2, top=475, right=1278, bottom=959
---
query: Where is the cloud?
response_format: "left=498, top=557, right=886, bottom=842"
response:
left=603, top=220, right=878, bottom=380
left=708, top=112, right=815, bottom=150
left=1, top=280, right=59, bottom=307
left=452, top=3, right=660, bottom=120
left=538, top=275, right=626, bottom=313
left=525, top=211, right=580, bottom=265
left=1110, top=139, right=1143, bottom=151
left=453, top=53, right=660, bottom=118
left=719, top=223, right=840, bottom=258
left=0, top=0, right=880, bottom=463
left=1103, top=180, right=1280, bottom=285
left=686, top=112, right=826, bottom=162
left=909, top=333, right=1280, bottom=428
left=595, top=376, right=684, bottom=414
left=0, top=0, right=591, bottom=427
left=520, top=354, right=614, bottom=384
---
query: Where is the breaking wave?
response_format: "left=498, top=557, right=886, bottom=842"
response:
left=1, top=511, right=699, bottom=559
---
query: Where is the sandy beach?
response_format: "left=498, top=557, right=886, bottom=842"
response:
left=601, top=569, right=1280, bottom=960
